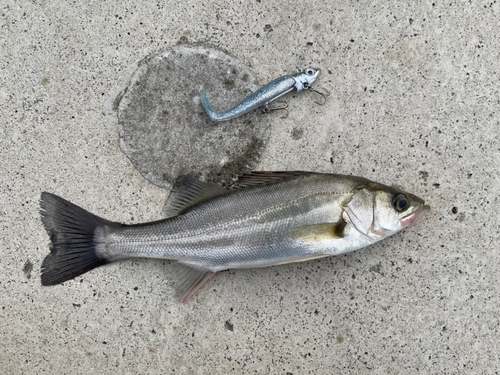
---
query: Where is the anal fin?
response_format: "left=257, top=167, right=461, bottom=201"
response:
left=170, top=262, right=214, bottom=303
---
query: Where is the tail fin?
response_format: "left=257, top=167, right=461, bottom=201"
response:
left=40, top=192, right=118, bottom=286
left=199, top=90, right=220, bottom=122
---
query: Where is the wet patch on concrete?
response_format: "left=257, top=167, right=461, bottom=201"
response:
left=291, top=127, right=303, bottom=140
left=23, top=260, right=33, bottom=279
left=115, top=45, right=271, bottom=189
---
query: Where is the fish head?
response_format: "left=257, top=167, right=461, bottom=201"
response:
left=343, top=183, right=429, bottom=241
left=300, top=68, right=321, bottom=87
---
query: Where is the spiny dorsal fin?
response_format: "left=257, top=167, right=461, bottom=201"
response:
left=230, top=171, right=312, bottom=189
left=290, top=222, right=346, bottom=242
left=162, top=176, right=229, bottom=217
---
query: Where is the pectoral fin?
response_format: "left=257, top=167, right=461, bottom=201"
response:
left=290, top=222, right=346, bottom=242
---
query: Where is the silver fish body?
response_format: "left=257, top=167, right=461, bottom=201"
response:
left=41, top=172, right=429, bottom=301
left=104, top=174, right=370, bottom=269
left=200, top=68, right=321, bottom=122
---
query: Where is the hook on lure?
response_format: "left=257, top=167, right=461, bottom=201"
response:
left=304, top=84, right=330, bottom=105
left=200, top=68, right=322, bottom=122
left=263, top=100, right=289, bottom=119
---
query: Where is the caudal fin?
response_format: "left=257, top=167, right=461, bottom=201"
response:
left=40, top=192, right=118, bottom=286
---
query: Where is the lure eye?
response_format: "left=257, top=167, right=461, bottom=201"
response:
left=306, top=69, right=314, bottom=75
left=392, top=193, right=410, bottom=212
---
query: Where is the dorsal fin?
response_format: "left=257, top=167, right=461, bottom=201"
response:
left=162, top=176, right=229, bottom=217
left=230, top=171, right=312, bottom=189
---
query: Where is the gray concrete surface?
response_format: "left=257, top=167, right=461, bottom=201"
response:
left=1, top=1, right=499, bottom=374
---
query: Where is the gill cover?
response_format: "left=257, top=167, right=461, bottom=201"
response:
left=343, top=188, right=374, bottom=236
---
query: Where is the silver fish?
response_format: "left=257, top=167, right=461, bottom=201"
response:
left=40, top=172, right=429, bottom=302
left=200, top=68, right=321, bottom=122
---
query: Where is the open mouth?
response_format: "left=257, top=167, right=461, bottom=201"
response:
left=401, top=204, right=430, bottom=227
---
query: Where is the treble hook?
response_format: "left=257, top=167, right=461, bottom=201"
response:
left=304, top=84, right=330, bottom=105
left=262, top=100, right=289, bottom=119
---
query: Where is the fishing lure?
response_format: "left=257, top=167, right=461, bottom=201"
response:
left=200, top=68, right=325, bottom=122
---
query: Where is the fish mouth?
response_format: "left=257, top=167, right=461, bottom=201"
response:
left=401, top=204, right=430, bottom=228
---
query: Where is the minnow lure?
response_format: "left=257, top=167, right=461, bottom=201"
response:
left=200, top=68, right=323, bottom=122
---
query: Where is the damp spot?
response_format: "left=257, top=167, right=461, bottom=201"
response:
left=419, top=171, right=429, bottom=182
left=291, top=127, right=303, bottom=140
left=223, top=79, right=235, bottom=90
left=115, top=46, right=271, bottom=190
left=336, top=335, right=344, bottom=344
left=369, top=263, right=384, bottom=276
left=224, top=321, right=234, bottom=331
left=205, top=136, right=264, bottom=187
left=112, top=87, right=128, bottom=112
left=41, top=77, right=50, bottom=85
left=23, top=260, right=33, bottom=279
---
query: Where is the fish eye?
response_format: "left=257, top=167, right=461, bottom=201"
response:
left=306, top=69, right=314, bottom=75
left=392, top=193, right=410, bottom=212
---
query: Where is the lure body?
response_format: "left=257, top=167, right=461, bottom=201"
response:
left=200, top=68, right=321, bottom=122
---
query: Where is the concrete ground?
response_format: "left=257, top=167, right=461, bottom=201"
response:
left=1, top=1, right=499, bottom=374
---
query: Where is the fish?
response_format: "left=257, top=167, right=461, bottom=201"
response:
left=40, top=172, right=429, bottom=302
left=200, top=68, right=322, bottom=122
